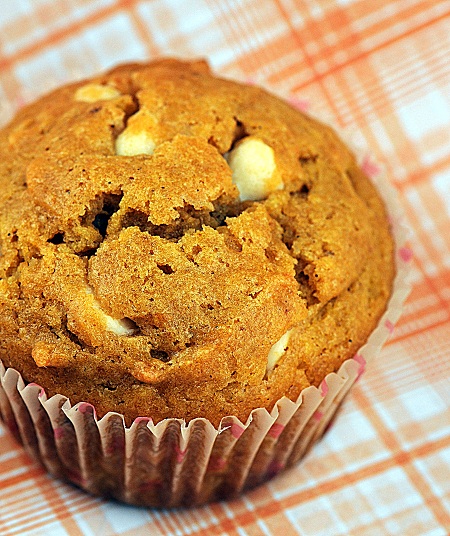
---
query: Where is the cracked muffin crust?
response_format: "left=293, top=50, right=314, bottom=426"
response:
left=0, top=59, right=395, bottom=426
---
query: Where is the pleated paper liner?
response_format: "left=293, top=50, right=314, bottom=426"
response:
left=0, top=105, right=411, bottom=508
left=0, top=356, right=373, bottom=507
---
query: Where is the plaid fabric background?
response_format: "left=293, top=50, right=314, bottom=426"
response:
left=0, top=0, right=449, bottom=534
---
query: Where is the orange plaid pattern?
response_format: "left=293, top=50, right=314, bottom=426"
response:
left=0, top=0, right=449, bottom=534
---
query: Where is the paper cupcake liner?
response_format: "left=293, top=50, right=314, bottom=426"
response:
left=0, top=102, right=411, bottom=508
left=0, top=358, right=363, bottom=507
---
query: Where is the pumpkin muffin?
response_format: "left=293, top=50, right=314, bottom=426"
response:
left=0, top=59, right=395, bottom=427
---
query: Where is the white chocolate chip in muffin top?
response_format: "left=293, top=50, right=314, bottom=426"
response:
left=63, top=284, right=137, bottom=347
left=226, top=136, right=283, bottom=201
left=266, top=329, right=292, bottom=375
left=30, top=286, right=136, bottom=369
left=85, top=286, right=136, bottom=336
left=115, top=108, right=157, bottom=156
left=75, top=83, right=121, bottom=102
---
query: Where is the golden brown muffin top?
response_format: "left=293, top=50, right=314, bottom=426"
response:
left=0, top=60, right=394, bottom=425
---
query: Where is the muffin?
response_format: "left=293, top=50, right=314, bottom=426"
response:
left=0, top=59, right=402, bottom=506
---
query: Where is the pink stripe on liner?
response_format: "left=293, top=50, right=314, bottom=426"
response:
left=361, top=155, right=381, bottom=178
left=385, top=319, right=395, bottom=334
left=230, top=423, right=245, bottom=439
left=105, top=435, right=125, bottom=456
left=353, top=353, right=366, bottom=380
left=67, top=469, right=85, bottom=486
left=208, top=457, right=227, bottom=471
left=134, top=417, right=151, bottom=425
left=174, top=445, right=187, bottom=463
left=15, top=96, right=26, bottom=108
left=78, top=403, right=95, bottom=415
left=268, top=423, right=285, bottom=438
left=267, top=460, right=284, bottom=476
left=320, top=378, right=329, bottom=397
left=288, top=96, right=310, bottom=112
left=53, top=427, right=65, bottom=440
left=313, top=411, right=324, bottom=421
left=399, top=246, right=413, bottom=262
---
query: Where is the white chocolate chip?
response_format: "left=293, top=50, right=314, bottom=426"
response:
left=115, top=109, right=157, bottom=156
left=85, top=286, right=136, bottom=336
left=266, top=329, right=292, bottom=375
left=226, top=137, right=283, bottom=201
left=75, top=83, right=121, bottom=103
left=104, top=316, right=137, bottom=336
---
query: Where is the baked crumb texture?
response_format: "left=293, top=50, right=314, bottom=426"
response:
left=0, top=60, right=394, bottom=426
